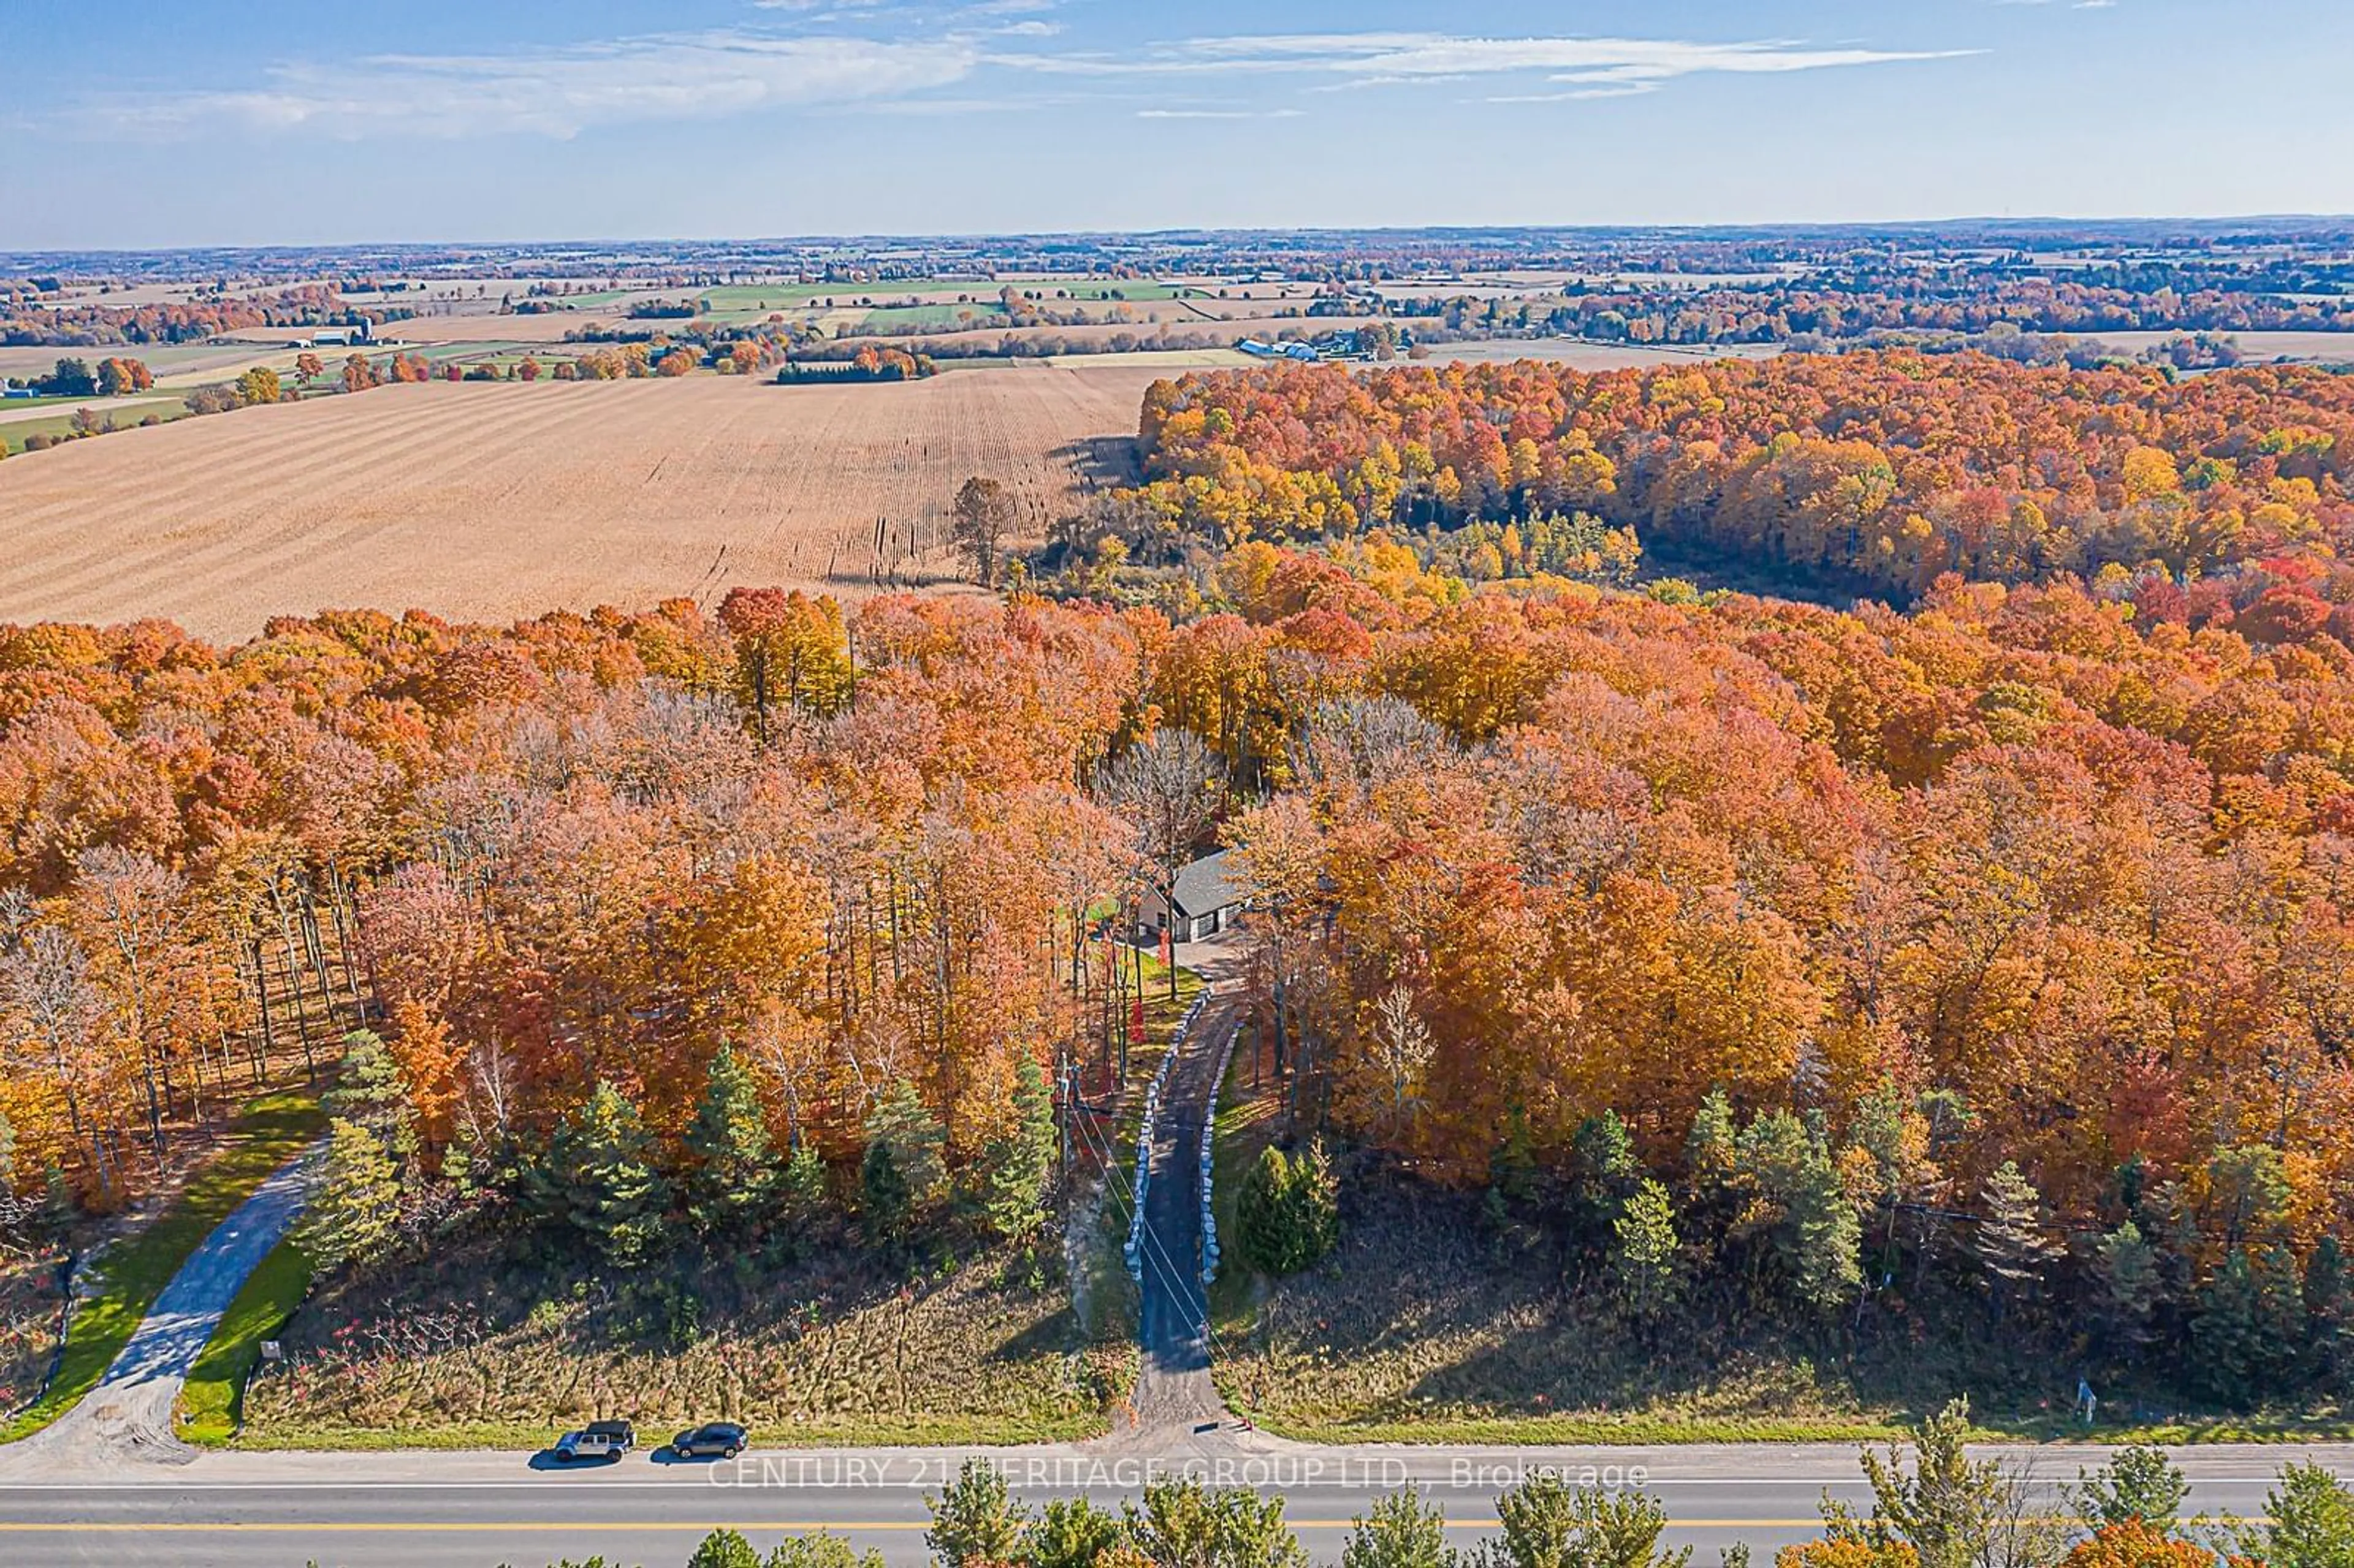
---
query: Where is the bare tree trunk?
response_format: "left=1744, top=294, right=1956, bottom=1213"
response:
left=300, top=900, right=337, bottom=1030
left=327, top=862, right=367, bottom=1014
left=239, top=942, right=268, bottom=1084
left=268, top=877, right=320, bottom=1083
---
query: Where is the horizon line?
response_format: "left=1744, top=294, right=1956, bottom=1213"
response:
left=9, top=211, right=2354, bottom=262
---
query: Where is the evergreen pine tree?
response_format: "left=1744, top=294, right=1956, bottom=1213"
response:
left=2092, top=1220, right=2164, bottom=1359
left=566, top=1080, right=669, bottom=1268
left=38, top=1160, right=73, bottom=1246
left=862, top=1138, right=912, bottom=1243
left=2306, top=1236, right=2354, bottom=1390
left=685, top=1045, right=779, bottom=1238
left=2255, top=1244, right=2312, bottom=1392
left=926, top=1457, right=1028, bottom=1568
left=1236, top=1141, right=1339, bottom=1276
left=782, top=1139, right=827, bottom=1219
left=1126, top=1481, right=1307, bottom=1568
left=764, top=1535, right=885, bottom=1568
left=687, top=1529, right=763, bottom=1568
left=2189, top=1246, right=2307, bottom=1404
left=1490, top=1104, right=1539, bottom=1206
left=2208, top=1144, right=2292, bottom=1252
left=517, top=1122, right=572, bottom=1229
left=1974, top=1161, right=2058, bottom=1321
left=1342, top=1485, right=1457, bottom=1568
left=1026, top=1498, right=1126, bottom=1568
left=861, top=1081, right=945, bottom=1242
left=327, top=1029, right=417, bottom=1169
left=984, top=1051, right=1058, bottom=1241
left=1852, top=1398, right=2011, bottom=1568
left=2193, top=1248, right=2265, bottom=1403
left=1732, top=1109, right=1861, bottom=1315
left=1612, top=1178, right=1682, bottom=1325
left=1569, top=1111, right=1639, bottom=1255
left=1786, top=1138, right=1862, bottom=1315
left=1850, top=1080, right=1911, bottom=1199
left=301, top=1116, right=403, bottom=1271
left=2243, top=1463, right=2354, bottom=1568
left=2069, top=1445, right=2190, bottom=1534
left=1686, top=1087, right=1738, bottom=1189
left=1236, top=1147, right=1292, bottom=1275
left=440, top=1127, right=479, bottom=1201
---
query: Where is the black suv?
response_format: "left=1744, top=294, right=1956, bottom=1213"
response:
left=668, top=1421, right=747, bottom=1459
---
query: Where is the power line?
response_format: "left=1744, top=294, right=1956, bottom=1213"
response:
left=1070, top=1102, right=1206, bottom=1325
left=1065, top=1057, right=1235, bottom=1365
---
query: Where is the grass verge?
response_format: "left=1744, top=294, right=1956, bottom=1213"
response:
left=1244, top=1410, right=2354, bottom=1447
left=222, top=1410, right=1110, bottom=1453
left=1206, top=1022, right=1278, bottom=1351
left=1254, top=1413, right=1908, bottom=1444
left=179, top=1237, right=316, bottom=1445
left=0, top=1089, right=322, bottom=1442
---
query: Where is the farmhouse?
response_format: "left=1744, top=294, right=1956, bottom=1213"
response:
left=1140, top=850, right=1247, bottom=945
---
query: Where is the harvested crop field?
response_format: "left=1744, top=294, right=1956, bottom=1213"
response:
left=0, top=364, right=1156, bottom=642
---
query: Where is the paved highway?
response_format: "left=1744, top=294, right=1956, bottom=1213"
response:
left=0, top=1437, right=2343, bottom=1568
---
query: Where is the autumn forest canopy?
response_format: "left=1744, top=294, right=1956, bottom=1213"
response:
left=6, top=347, right=2354, bottom=1414
left=1129, top=353, right=2354, bottom=615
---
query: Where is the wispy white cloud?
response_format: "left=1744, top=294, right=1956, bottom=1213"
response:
left=1308, top=73, right=1469, bottom=93
left=1485, top=86, right=1655, bottom=104
left=72, top=24, right=1976, bottom=141
left=1135, top=107, right=1306, bottom=120
left=993, top=31, right=1973, bottom=88
left=990, top=32, right=1978, bottom=116
left=82, top=31, right=982, bottom=139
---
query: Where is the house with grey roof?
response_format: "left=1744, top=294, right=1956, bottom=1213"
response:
left=1140, top=849, right=1247, bottom=945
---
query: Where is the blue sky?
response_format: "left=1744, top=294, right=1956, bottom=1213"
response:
left=6, top=1, right=2350, bottom=249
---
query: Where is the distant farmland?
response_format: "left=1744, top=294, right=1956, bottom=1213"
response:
left=0, top=366, right=1155, bottom=642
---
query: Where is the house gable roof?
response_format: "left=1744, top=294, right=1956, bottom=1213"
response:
left=1170, top=849, right=1244, bottom=919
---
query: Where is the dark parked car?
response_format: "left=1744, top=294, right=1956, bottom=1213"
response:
left=554, top=1419, right=635, bottom=1462
left=668, top=1421, right=747, bottom=1459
